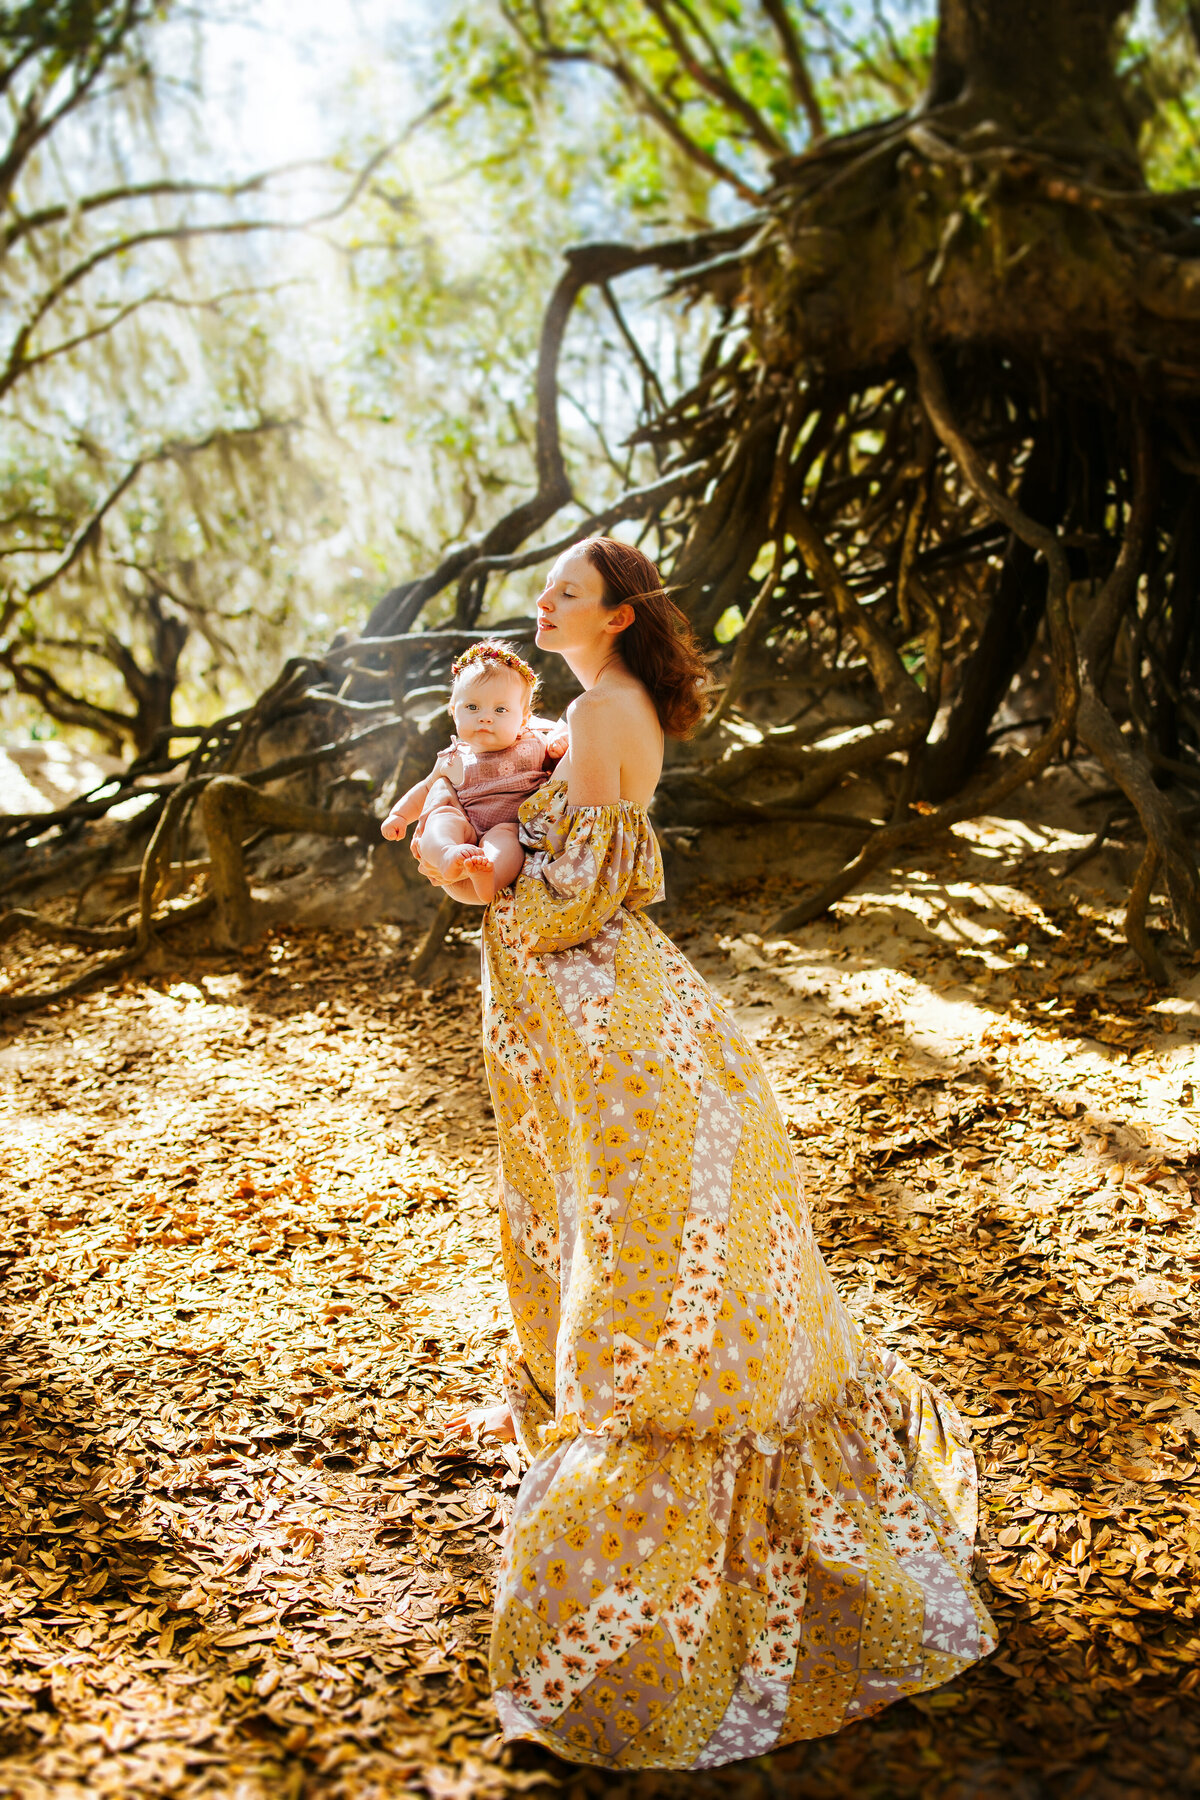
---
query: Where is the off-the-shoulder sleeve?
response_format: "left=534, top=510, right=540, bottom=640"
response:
left=514, top=802, right=664, bottom=953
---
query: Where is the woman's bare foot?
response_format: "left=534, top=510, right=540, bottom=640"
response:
left=444, top=1400, right=515, bottom=1442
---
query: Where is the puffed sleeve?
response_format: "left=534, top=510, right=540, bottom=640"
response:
left=513, top=802, right=664, bottom=954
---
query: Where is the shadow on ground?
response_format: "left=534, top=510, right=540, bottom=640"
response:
left=1, top=782, right=1198, bottom=1798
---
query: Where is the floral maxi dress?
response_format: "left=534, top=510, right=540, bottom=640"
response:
left=481, top=782, right=996, bottom=1770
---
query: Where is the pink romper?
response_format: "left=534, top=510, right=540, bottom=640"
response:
left=416, top=727, right=561, bottom=846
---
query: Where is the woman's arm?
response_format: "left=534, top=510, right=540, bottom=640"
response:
left=564, top=691, right=623, bottom=806
left=564, top=684, right=662, bottom=805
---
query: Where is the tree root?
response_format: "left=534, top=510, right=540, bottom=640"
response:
left=770, top=336, right=1079, bottom=936
left=661, top=772, right=883, bottom=830
left=0, top=895, right=214, bottom=1018
left=1055, top=808, right=1126, bottom=878
left=1075, top=681, right=1200, bottom=965
left=199, top=778, right=377, bottom=949
left=0, top=911, right=137, bottom=951
left=1069, top=411, right=1200, bottom=969
left=1124, top=845, right=1168, bottom=986
left=1, top=717, right=400, bottom=1011
left=408, top=894, right=462, bottom=977
left=698, top=399, right=799, bottom=737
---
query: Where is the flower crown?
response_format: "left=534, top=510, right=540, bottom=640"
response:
left=450, top=640, right=537, bottom=688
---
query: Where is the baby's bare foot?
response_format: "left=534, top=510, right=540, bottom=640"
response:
left=459, top=848, right=498, bottom=902
left=440, top=845, right=485, bottom=883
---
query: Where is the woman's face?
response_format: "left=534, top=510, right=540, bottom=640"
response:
left=535, top=548, right=626, bottom=658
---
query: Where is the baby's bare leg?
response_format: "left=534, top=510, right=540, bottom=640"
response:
left=458, top=822, right=524, bottom=903
left=417, top=807, right=480, bottom=883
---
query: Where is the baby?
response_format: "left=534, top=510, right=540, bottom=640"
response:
left=380, top=641, right=565, bottom=903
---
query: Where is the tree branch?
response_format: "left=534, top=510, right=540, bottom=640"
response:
left=362, top=227, right=751, bottom=638
left=455, top=461, right=709, bottom=588
left=0, top=652, right=134, bottom=750
left=759, top=0, right=825, bottom=141
left=600, top=280, right=668, bottom=418
left=22, top=421, right=291, bottom=602
left=639, top=0, right=785, bottom=154
left=0, top=0, right=148, bottom=214
left=532, top=26, right=762, bottom=201
left=0, top=144, right=398, bottom=401
left=2, top=164, right=334, bottom=255
left=11, top=283, right=298, bottom=382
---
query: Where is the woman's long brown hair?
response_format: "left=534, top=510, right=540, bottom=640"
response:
left=580, top=538, right=711, bottom=738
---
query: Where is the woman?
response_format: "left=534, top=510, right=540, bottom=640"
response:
left=442, top=537, right=994, bottom=1770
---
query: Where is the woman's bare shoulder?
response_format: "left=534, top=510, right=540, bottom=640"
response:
left=564, top=686, right=629, bottom=768
left=565, top=677, right=662, bottom=804
left=568, top=676, right=658, bottom=736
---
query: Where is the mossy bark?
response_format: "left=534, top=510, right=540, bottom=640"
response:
left=930, top=0, right=1136, bottom=154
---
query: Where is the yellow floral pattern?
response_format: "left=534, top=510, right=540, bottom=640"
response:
left=481, top=782, right=995, bottom=1769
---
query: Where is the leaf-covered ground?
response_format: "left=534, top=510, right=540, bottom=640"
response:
left=2, top=796, right=1199, bottom=1800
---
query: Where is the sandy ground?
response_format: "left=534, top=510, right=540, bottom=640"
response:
left=1, top=777, right=1199, bottom=1799
left=0, top=746, right=125, bottom=819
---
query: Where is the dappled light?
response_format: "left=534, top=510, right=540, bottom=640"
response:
left=2, top=801, right=1198, bottom=1792
left=3, top=0, right=1200, bottom=1793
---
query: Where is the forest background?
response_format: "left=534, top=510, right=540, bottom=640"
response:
left=4, top=0, right=969, bottom=764
left=5, top=0, right=1200, bottom=744
left=2, top=5, right=1200, bottom=1799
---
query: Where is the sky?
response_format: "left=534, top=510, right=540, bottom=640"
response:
left=184, top=0, right=430, bottom=177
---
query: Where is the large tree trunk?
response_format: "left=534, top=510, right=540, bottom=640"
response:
left=929, top=0, right=1136, bottom=157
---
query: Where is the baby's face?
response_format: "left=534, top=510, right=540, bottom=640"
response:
left=450, top=668, right=529, bottom=751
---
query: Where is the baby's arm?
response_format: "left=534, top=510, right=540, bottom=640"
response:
left=531, top=715, right=569, bottom=761
left=380, top=772, right=434, bottom=842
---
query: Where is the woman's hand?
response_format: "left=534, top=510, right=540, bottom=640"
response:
left=410, top=834, right=440, bottom=882
left=444, top=1401, right=516, bottom=1443
left=410, top=837, right=488, bottom=906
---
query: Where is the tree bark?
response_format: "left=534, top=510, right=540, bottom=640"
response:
left=929, top=0, right=1136, bottom=159
left=921, top=421, right=1068, bottom=800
